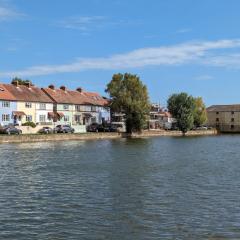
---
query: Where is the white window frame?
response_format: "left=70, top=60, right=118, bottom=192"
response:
left=39, top=115, right=46, bottom=122
left=39, top=103, right=46, bottom=110
left=26, top=115, right=32, bottom=122
left=2, top=114, right=10, bottom=122
left=2, top=101, right=10, bottom=108
left=25, top=102, right=32, bottom=108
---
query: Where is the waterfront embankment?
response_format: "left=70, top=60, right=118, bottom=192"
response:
left=0, top=129, right=217, bottom=143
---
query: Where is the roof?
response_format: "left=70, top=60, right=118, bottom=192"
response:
left=2, top=84, right=54, bottom=103
left=0, top=84, right=16, bottom=101
left=42, top=87, right=109, bottom=106
left=207, top=105, right=240, bottom=112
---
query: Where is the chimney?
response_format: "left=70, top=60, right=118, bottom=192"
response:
left=48, top=84, right=55, bottom=90
left=12, top=80, right=19, bottom=87
left=76, top=87, right=83, bottom=93
left=25, top=82, right=31, bottom=88
left=60, top=85, right=67, bottom=91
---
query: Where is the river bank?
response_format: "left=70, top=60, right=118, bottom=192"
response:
left=0, top=129, right=217, bottom=143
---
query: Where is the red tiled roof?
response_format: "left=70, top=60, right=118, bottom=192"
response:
left=42, top=87, right=109, bottom=106
left=0, top=84, right=16, bottom=101
left=2, top=84, right=53, bottom=103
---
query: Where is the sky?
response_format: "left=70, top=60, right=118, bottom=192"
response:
left=1, top=0, right=240, bottom=106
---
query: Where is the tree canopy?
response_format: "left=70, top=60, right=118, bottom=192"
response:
left=167, top=92, right=195, bottom=133
left=106, top=73, right=150, bottom=133
left=193, top=97, right=207, bottom=127
left=11, top=77, right=33, bottom=86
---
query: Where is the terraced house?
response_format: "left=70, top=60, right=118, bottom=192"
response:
left=2, top=82, right=54, bottom=126
left=0, top=84, right=17, bottom=126
left=42, top=85, right=110, bottom=131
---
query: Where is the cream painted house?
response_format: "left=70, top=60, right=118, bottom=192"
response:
left=3, top=82, right=54, bottom=126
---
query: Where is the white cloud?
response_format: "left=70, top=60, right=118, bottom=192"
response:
left=1, top=39, right=240, bottom=78
left=195, top=75, right=214, bottom=80
left=57, top=16, right=106, bottom=32
left=0, top=2, right=23, bottom=22
left=176, top=28, right=192, bottom=34
left=203, top=53, right=240, bottom=69
left=55, top=15, right=141, bottom=34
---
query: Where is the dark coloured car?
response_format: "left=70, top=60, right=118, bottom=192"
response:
left=0, top=126, right=22, bottom=135
left=87, top=123, right=99, bottom=132
left=38, top=127, right=53, bottom=134
left=54, top=125, right=75, bottom=133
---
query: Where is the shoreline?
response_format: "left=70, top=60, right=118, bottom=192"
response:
left=0, top=129, right=217, bottom=144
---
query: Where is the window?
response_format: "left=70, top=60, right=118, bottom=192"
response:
left=39, top=103, right=46, bottom=110
left=91, top=106, right=96, bottom=112
left=75, top=105, right=81, bottom=112
left=39, top=115, right=46, bottom=122
left=2, top=101, right=10, bottom=108
left=26, top=115, right=32, bottom=122
left=2, top=114, right=10, bottom=122
left=216, top=112, right=219, bottom=115
left=231, top=118, right=234, bottom=122
left=64, top=115, right=69, bottom=122
left=74, top=115, right=81, bottom=123
left=231, top=125, right=235, bottom=130
left=63, top=104, right=69, bottom=110
left=232, top=111, right=235, bottom=115
left=216, top=118, right=219, bottom=122
left=25, top=102, right=32, bottom=108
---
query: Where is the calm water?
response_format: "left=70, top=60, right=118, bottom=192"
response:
left=0, top=136, right=240, bottom=239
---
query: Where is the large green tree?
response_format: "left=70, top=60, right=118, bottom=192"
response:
left=167, top=92, right=195, bottom=134
left=193, top=97, right=207, bottom=127
left=106, top=73, right=150, bottom=133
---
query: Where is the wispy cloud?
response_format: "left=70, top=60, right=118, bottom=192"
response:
left=0, top=2, right=24, bottom=22
left=56, top=16, right=106, bottom=32
left=1, top=39, right=240, bottom=78
left=55, top=15, right=141, bottom=34
left=176, top=28, right=192, bottom=34
left=195, top=75, right=214, bottom=80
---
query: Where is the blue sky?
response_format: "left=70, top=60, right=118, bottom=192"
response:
left=1, top=0, right=240, bottom=106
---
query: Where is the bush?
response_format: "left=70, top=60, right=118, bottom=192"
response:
left=22, top=122, right=36, bottom=128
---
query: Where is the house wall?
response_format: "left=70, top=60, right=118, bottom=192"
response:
left=207, top=111, right=240, bottom=132
left=55, top=104, right=74, bottom=125
left=0, top=100, right=17, bottom=126
left=16, top=101, right=36, bottom=124
left=35, top=103, right=53, bottom=125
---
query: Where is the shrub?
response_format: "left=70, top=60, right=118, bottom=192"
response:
left=22, top=121, right=36, bottom=128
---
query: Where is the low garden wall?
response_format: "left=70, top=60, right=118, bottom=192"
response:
left=0, top=129, right=217, bottom=143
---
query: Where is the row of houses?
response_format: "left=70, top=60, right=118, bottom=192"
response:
left=0, top=81, right=110, bottom=132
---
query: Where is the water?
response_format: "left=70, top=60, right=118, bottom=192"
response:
left=0, top=135, right=240, bottom=239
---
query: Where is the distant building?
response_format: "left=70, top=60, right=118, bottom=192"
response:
left=148, top=103, right=176, bottom=130
left=207, top=105, right=240, bottom=132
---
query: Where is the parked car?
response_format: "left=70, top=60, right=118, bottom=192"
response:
left=38, top=127, right=53, bottom=134
left=87, top=123, right=100, bottom=132
left=196, top=126, right=208, bottom=130
left=0, top=126, right=22, bottom=135
left=54, top=125, right=75, bottom=133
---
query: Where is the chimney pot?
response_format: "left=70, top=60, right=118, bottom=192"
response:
left=48, top=84, right=55, bottom=90
left=76, top=87, right=83, bottom=93
left=60, top=85, right=67, bottom=91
